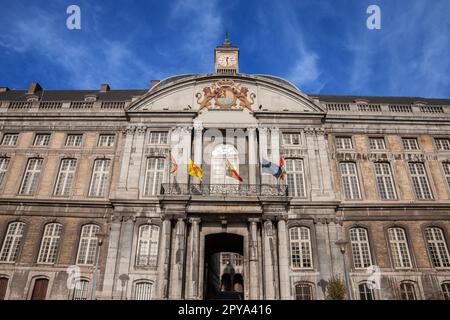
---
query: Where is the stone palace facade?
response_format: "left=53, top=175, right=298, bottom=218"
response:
left=0, top=38, right=450, bottom=300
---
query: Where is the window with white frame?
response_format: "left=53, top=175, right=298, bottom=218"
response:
left=33, top=134, right=51, bottom=146
left=149, top=132, right=168, bottom=145
left=1, top=134, right=18, bottom=146
left=442, top=162, right=450, bottom=190
left=136, top=225, right=160, bottom=267
left=54, top=159, right=77, bottom=196
left=435, top=138, right=450, bottom=151
left=72, top=279, right=89, bottom=300
left=211, top=144, right=239, bottom=185
left=19, top=158, right=43, bottom=195
left=425, top=227, right=450, bottom=268
left=97, top=134, right=115, bottom=147
left=294, top=282, right=313, bottom=300
left=37, top=223, right=63, bottom=264
left=402, top=138, right=419, bottom=151
left=350, top=227, right=373, bottom=268
left=88, top=159, right=110, bottom=197
left=374, top=162, right=397, bottom=200
left=400, top=282, right=417, bottom=300
left=0, top=157, right=10, bottom=186
left=388, top=227, right=412, bottom=269
left=76, top=224, right=100, bottom=265
left=143, top=158, right=165, bottom=196
left=442, top=282, right=450, bottom=300
left=335, top=137, right=353, bottom=150
left=133, top=281, right=153, bottom=300
left=359, top=282, right=375, bottom=300
left=408, top=162, right=433, bottom=199
left=65, top=134, right=83, bottom=147
left=289, top=227, right=313, bottom=269
left=369, top=137, right=386, bottom=150
left=282, top=133, right=302, bottom=146
left=340, top=162, right=361, bottom=200
left=285, top=159, right=306, bottom=197
left=0, top=222, right=25, bottom=262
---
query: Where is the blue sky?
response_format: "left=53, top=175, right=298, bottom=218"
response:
left=0, top=0, right=449, bottom=98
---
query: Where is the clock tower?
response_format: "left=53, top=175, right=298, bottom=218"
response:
left=215, top=32, right=239, bottom=74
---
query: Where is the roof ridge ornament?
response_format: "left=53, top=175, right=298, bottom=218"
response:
left=224, top=31, right=231, bottom=46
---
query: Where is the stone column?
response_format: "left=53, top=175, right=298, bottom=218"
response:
left=169, top=218, right=187, bottom=299
left=114, top=216, right=135, bottom=299
left=117, top=127, right=135, bottom=192
left=277, top=218, right=290, bottom=300
left=258, top=127, right=270, bottom=185
left=270, top=128, right=280, bottom=164
left=248, top=218, right=260, bottom=299
left=157, top=218, right=172, bottom=299
left=101, top=217, right=121, bottom=299
left=187, top=218, right=201, bottom=299
left=247, top=127, right=257, bottom=185
left=263, top=219, right=276, bottom=299
left=179, top=126, right=192, bottom=185
left=193, top=121, right=203, bottom=165
left=127, top=126, right=147, bottom=197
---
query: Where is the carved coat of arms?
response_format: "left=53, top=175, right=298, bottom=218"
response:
left=196, top=79, right=256, bottom=112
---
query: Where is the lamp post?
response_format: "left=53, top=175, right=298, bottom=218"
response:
left=91, top=232, right=105, bottom=300
left=335, top=239, right=353, bottom=300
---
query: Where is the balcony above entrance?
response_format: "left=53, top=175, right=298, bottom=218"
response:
left=160, top=183, right=288, bottom=197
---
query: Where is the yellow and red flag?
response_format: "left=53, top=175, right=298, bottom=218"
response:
left=168, top=151, right=178, bottom=174
left=188, top=159, right=203, bottom=181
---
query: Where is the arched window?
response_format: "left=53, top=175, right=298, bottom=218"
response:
left=285, top=159, right=306, bottom=197
left=295, top=282, right=313, bottom=300
left=143, top=158, right=165, bottom=196
left=400, top=281, right=417, bottom=300
left=37, top=223, right=63, bottom=264
left=76, top=225, right=100, bottom=265
left=30, top=278, right=49, bottom=300
left=136, top=225, right=160, bottom=267
left=388, top=227, right=412, bottom=269
left=133, top=281, right=153, bottom=300
left=211, top=144, right=239, bottom=185
left=289, top=227, right=313, bottom=269
left=54, top=158, right=77, bottom=196
left=425, top=227, right=450, bottom=268
left=73, top=279, right=90, bottom=300
left=358, top=282, right=375, bottom=300
left=349, top=227, right=373, bottom=269
left=0, top=277, right=8, bottom=300
left=441, top=282, right=450, bottom=300
left=0, top=222, right=25, bottom=263
left=88, top=159, right=111, bottom=197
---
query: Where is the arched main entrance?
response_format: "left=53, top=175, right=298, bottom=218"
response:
left=203, top=233, right=244, bottom=300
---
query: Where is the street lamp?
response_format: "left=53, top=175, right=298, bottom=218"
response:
left=335, top=239, right=353, bottom=300
left=91, top=232, right=105, bottom=300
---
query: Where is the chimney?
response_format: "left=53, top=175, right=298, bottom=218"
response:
left=100, top=83, right=110, bottom=92
left=151, top=80, right=160, bottom=88
left=27, top=82, right=42, bottom=94
left=0, top=87, right=9, bottom=92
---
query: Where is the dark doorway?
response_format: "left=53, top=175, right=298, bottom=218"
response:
left=0, top=277, right=8, bottom=300
left=204, top=233, right=244, bottom=300
left=31, top=278, right=49, bottom=300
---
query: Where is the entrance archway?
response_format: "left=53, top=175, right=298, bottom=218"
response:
left=204, top=233, right=244, bottom=300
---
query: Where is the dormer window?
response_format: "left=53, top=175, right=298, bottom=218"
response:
left=84, top=95, right=98, bottom=102
left=26, top=95, right=39, bottom=102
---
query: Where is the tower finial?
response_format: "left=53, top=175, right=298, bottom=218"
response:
left=224, top=31, right=231, bottom=46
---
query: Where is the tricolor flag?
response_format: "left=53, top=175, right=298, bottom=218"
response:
left=168, top=152, right=178, bottom=174
left=188, top=159, right=203, bottom=181
left=225, top=160, right=243, bottom=182
left=279, top=156, right=287, bottom=180
left=262, top=157, right=285, bottom=179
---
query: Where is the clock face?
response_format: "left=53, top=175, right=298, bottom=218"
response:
left=217, top=54, right=237, bottom=68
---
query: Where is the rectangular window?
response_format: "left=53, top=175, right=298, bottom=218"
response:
left=340, top=162, right=361, bottom=199
left=282, top=133, right=302, bottom=146
left=143, top=158, right=165, bottom=196
left=402, top=138, right=419, bottom=151
left=0, top=158, right=10, bottom=186
left=285, top=159, right=306, bottom=197
left=408, top=162, right=433, bottom=199
left=54, top=159, right=77, bottom=196
left=88, top=159, right=111, bottom=197
left=33, top=134, right=51, bottom=146
left=369, top=137, right=386, bottom=150
left=1, top=134, right=18, bottom=146
left=435, top=138, right=450, bottom=151
left=19, top=158, right=43, bottom=195
left=289, top=227, right=313, bottom=269
left=149, top=132, right=168, bottom=145
left=336, top=137, right=353, bottom=150
left=442, top=162, right=450, bottom=191
left=98, top=134, right=115, bottom=147
left=374, top=162, right=397, bottom=200
left=65, top=134, right=83, bottom=147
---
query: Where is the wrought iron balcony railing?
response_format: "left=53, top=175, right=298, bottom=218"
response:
left=160, top=183, right=288, bottom=197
